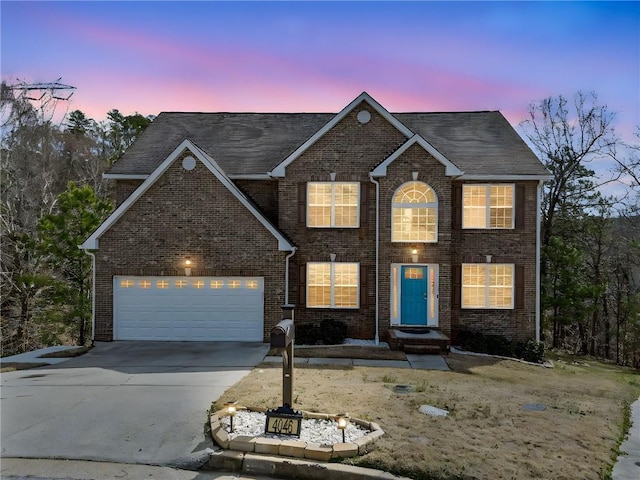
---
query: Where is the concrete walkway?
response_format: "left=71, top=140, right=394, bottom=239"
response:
left=612, top=397, right=640, bottom=480
left=0, top=457, right=276, bottom=480
left=0, top=345, right=83, bottom=365
left=263, top=353, right=450, bottom=370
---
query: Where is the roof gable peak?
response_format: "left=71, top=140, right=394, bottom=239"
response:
left=82, top=139, right=294, bottom=251
left=269, top=92, right=413, bottom=178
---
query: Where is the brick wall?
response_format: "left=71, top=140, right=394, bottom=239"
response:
left=234, top=179, right=279, bottom=224
left=95, top=152, right=287, bottom=341
left=279, top=102, right=406, bottom=340
left=114, top=179, right=143, bottom=207
left=377, top=143, right=454, bottom=340
left=450, top=180, right=539, bottom=342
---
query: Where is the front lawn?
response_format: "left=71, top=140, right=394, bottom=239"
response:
left=212, top=353, right=640, bottom=480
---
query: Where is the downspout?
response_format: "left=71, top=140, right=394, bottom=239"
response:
left=535, top=180, right=543, bottom=342
left=369, top=174, right=380, bottom=345
left=81, top=248, right=97, bottom=346
left=284, top=247, right=298, bottom=306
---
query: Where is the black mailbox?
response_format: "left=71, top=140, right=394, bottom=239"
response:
left=270, top=319, right=294, bottom=348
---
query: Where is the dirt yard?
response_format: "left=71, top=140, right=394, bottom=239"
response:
left=213, top=353, right=640, bottom=480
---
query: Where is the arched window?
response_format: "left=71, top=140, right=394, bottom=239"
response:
left=392, top=182, right=438, bottom=242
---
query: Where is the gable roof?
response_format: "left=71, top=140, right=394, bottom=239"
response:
left=371, top=134, right=464, bottom=177
left=106, top=112, right=334, bottom=178
left=82, top=139, right=295, bottom=251
left=269, top=92, right=413, bottom=177
left=106, top=95, right=550, bottom=180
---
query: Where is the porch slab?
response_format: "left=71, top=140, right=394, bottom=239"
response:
left=406, top=354, right=450, bottom=371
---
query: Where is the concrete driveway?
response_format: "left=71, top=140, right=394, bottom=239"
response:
left=1, top=341, right=269, bottom=469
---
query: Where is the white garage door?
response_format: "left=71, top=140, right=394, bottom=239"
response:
left=113, top=276, right=264, bottom=341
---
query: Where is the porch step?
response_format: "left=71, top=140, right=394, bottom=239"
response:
left=403, top=344, right=443, bottom=355
left=388, top=327, right=450, bottom=355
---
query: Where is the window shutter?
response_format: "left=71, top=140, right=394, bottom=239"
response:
left=298, top=183, right=306, bottom=224
left=452, top=264, right=462, bottom=308
left=452, top=184, right=462, bottom=230
left=360, top=182, right=369, bottom=228
left=298, top=264, right=306, bottom=306
left=359, top=265, right=368, bottom=307
left=515, top=265, right=525, bottom=309
left=515, top=184, right=525, bottom=231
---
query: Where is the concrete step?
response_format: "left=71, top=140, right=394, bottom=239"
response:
left=403, top=344, right=443, bottom=355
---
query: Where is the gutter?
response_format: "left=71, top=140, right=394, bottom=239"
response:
left=80, top=248, right=97, bottom=345
left=369, top=174, right=380, bottom=345
left=284, top=247, right=298, bottom=306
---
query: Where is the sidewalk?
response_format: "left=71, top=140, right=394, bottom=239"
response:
left=612, top=397, right=640, bottom=480
left=0, top=457, right=275, bottom=480
left=0, top=345, right=81, bottom=365
left=262, top=353, right=450, bottom=370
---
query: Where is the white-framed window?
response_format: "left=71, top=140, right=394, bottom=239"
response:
left=193, top=280, right=205, bottom=289
left=210, top=280, right=224, bottom=289
left=307, top=182, right=359, bottom=228
left=120, top=279, right=135, bottom=288
left=139, top=280, right=151, bottom=289
left=157, top=280, right=170, bottom=289
left=228, top=280, right=241, bottom=289
left=392, top=182, right=438, bottom=242
left=307, top=262, right=359, bottom=308
left=245, top=280, right=259, bottom=289
left=462, top=264, right=514, bottom=309
left=463, top=184, right=514, bottom=229
left=175, top=280, right=188, bottom=289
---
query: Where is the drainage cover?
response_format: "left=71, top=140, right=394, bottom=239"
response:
left=393, top=385, right=413, bottom=394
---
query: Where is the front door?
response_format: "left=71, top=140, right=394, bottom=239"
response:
left=400, top=266, right=427, bottom=325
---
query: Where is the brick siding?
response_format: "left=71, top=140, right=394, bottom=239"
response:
left=95, top=153, right=287, bottom=341
left=99, top=100, right=540, bottom=344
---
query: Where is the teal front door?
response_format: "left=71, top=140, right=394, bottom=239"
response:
left=401, top=266, right=428, bottom=325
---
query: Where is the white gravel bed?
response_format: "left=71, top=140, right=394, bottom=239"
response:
left=220, top=410, right=370, bottom=445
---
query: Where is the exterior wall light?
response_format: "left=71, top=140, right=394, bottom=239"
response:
left=185, top=257, right=192, bottom=276
left=411, top=249, right=419, bottom=263
left=335, top=413, right=349, bottom=443
left=225, top=401, right=238, bottom=433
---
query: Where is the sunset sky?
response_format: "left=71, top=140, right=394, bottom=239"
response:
left=2, top=1, right=638, bottom=163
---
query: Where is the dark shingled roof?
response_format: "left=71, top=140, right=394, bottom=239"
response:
left=107, top=111, right=548, bottom=177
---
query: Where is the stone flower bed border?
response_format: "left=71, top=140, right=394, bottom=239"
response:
left=210, top=405, right=385, bottom=461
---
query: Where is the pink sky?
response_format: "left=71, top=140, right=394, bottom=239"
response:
left=2, top=1, right=638, bottom=194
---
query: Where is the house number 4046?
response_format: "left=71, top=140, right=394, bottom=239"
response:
left=266, top=416, right=300, bottom=435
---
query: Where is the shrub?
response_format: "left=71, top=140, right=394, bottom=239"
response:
left=320, top=318, right=348, bottom=345
left=457, top=330, right=545, bottom=363
left=295, top=323, right=320, bottom=345
left=516, top=340, right=546, bottom=363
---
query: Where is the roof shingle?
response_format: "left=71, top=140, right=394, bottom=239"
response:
left=107, top=110, right=548, bottom=177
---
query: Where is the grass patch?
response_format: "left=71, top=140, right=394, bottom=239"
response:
left=215, top=353, right=640, bottom=480
left=0, top=362, right=49, bottom=373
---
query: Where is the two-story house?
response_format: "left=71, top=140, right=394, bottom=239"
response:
left=81, top=92, right=550, bottom=348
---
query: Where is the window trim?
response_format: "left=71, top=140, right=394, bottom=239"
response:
left=462, top=184, right=515, bottom=230
left=461, top=263, right=515, bottom=309
left=306, top=182, right=360, bottom=228
left=306, top=262, right=360, bottom=309
left=391, top=181, right=438, bottom=243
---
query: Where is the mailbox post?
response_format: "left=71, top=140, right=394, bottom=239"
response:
left=270, top=317, right=295, bottom=408
left=265, top=307, right=302, bottom=437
